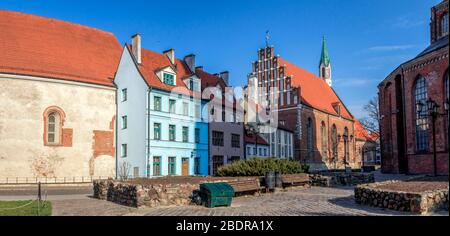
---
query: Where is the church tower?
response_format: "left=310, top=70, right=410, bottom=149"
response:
left=319, top=36, right=332, bottom=87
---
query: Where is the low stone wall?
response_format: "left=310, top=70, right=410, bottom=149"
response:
left=355, top=181, right=449, bottom=214
left=93, top=177, right=259, bottom=208
left=310, top=172, right=375, bottom=187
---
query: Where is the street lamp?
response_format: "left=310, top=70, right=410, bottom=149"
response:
left=416, top=97, right=445, bottom=176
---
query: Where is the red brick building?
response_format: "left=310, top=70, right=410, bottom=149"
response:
left=378, top=0, right=449, bottom=175
left=247, top=41, right=362, bottom=171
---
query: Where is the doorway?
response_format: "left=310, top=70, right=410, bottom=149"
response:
left=182, top=158, right=189, bottom=176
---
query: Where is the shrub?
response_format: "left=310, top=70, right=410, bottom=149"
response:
left=216, top=158, right=309, bottom=177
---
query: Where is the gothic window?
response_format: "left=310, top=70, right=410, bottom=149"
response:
left=44, top=106, right=65, bottom=146
left=306, top=118, right=314, bottom=157
left=322, top=67, right=326, bottom=78
left=321, top=122, right=327, bottom=157
left=331, top=124, right=338, bottom=162
left=414, top=76, right=429, bottom=152
left=441, top=13, right=449, bottom=37
left=344, top=127, right=349, bottom=163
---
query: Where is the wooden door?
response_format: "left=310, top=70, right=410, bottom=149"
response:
left=182, top=158, right=189, bottom=176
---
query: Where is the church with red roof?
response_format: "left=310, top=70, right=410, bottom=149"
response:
left=246, top=40, right=372, bottom=170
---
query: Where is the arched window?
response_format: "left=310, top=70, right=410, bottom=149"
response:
left=320, top=122, right=327, bottom=158
left=306, top=118, right=314, bottom=157
left=331, top=124, right=338, bottom=162
left=322, top=67, right=326, bottom=78
left=441, top=13, right=449, bottom=37
left=344, top=127, right=349, bottom=163
left=445, top=70, right=449, bottom=149
left=44, top=106, right=65, bottom=146
left=414, top=76, right=429, bottom=152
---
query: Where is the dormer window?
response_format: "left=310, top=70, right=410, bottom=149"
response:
left=163, top=73, right=175, bottom=86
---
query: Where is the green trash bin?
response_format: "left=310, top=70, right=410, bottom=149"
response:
left=199, top=182, right=235, bottom=208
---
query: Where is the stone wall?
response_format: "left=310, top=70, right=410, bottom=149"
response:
left=355, top=181, right=449, bottom=214
left=310, top=172, right=375, bottom=187
left=94, top=177, right=259, bottom=208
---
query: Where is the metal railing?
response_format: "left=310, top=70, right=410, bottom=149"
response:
left=0, top=176, right=111, bottom=185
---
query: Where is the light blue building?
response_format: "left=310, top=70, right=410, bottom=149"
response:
left=114, top=34, right=209, bottom=178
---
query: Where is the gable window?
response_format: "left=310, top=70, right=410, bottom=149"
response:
left=169, top=99, right=176, bottom=114
left=121, top=88, right=127, bottom=102
left=189, top=79, right=194, bottom=91
left=154, top=123, right=161, bottom=140
left=154, top=96, right=161, bottom=111
left=182, top=126, right=189, bottom=143
left=414, top=76, right=429, bottom=152
left=344, top=127, right=349, bottom=163
left=169, top=125, right=176, bottom=141
left=163, top=73, right=175, bottom=86
left=122, top=116, right=128, bottom=129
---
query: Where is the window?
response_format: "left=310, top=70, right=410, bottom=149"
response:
left=321, top=122, right=327, bottom=156
left=183, top=102, right=189, bottom=116
left=121, top=88, right=127, bottom=102
left=163, top=73, right=175, bottom=85
left=122, top=116, right=127, bottom=129
left=121, top=144, right=127, bottom=157
left=441, top=13, right=449, bottom=37
left=231, top=134, right=240, bottom=148
left=189, top=79, right=194, bottom=91
left=195, top=104, right=201, bottom=118
left=194, top=157, right=200, bottom=175
left=154, top=96, right=161, bottom=111
left=153, top=156, right=161, bottom=176
left=195, top=128, right=200, bottom=144
left=154, top=123, right=161, bottom=140
left=331, top=125, right=338, bottom=162
left=212, top=156, right=224, bottom=176
left=306, top=118, right=314, bottom=157
left=182, top=127, right=189, bottom=143
left=169, top=125, right=176, bottom=141
left=47, top=112, right=60, bottom=144
left=229, top=156, right=240, bottom=163
left=414, top=76, right=429, bottom=152
left=344, top=127, right=349, bottom=163
left=168, top=157, right=176, bottom=175
left=169, top=99, right=176, bottom=113
left=212, top=131, right=224, bottom=146
left=247, top=147, right=251, bottom=155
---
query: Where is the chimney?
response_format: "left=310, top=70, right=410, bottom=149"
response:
left=131, top=33, right=142, bottom=64
left=195, top=66, right=204, bottom=71
left=184, top=54, right=196, bottom=73
left=163, top=49, right=175, bottom=64
left=219, top=71, right=229, bottom=86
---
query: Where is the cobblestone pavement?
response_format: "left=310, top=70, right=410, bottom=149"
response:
left=131, top=186, right=416, bottom=216
left=52, top=197, right=137, bottom=216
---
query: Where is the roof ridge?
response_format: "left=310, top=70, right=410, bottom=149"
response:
left=0, top=9, right=116, bottom=37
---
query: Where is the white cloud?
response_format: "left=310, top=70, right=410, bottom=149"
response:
left=334, top=78, right=378, bottom=87
left=393, top=17, right=425, bottom=29
left=367, top=44, right=416, bottom=52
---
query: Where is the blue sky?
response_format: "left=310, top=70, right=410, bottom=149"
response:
left=0, top=0, right=441, bottom=118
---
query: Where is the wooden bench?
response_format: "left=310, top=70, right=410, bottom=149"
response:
left=281, top=174, right=310, bottom=188
left=228, top=178, right=260, bottom=195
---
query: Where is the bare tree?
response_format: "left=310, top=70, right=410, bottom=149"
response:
left=118, top=161, right=132, bottom=180
left=360, top=96, right=380, bottom=134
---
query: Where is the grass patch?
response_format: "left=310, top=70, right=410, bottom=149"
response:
left=0, top=200, right=52, bottom=216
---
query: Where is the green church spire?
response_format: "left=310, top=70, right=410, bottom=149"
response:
left=320, top=36, right=330, bottom=67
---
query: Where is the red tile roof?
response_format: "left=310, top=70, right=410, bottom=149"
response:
left=0, top=10, right=122, bottom=87
left=196, top=68, right=238, bottom=108
left=355, top=120, right=378, bottom=142
left=126, top=45, right=202, bottom=98
left=245, top=134, right=269, bottom=146
left=279, top=58, right=353, bottom=120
